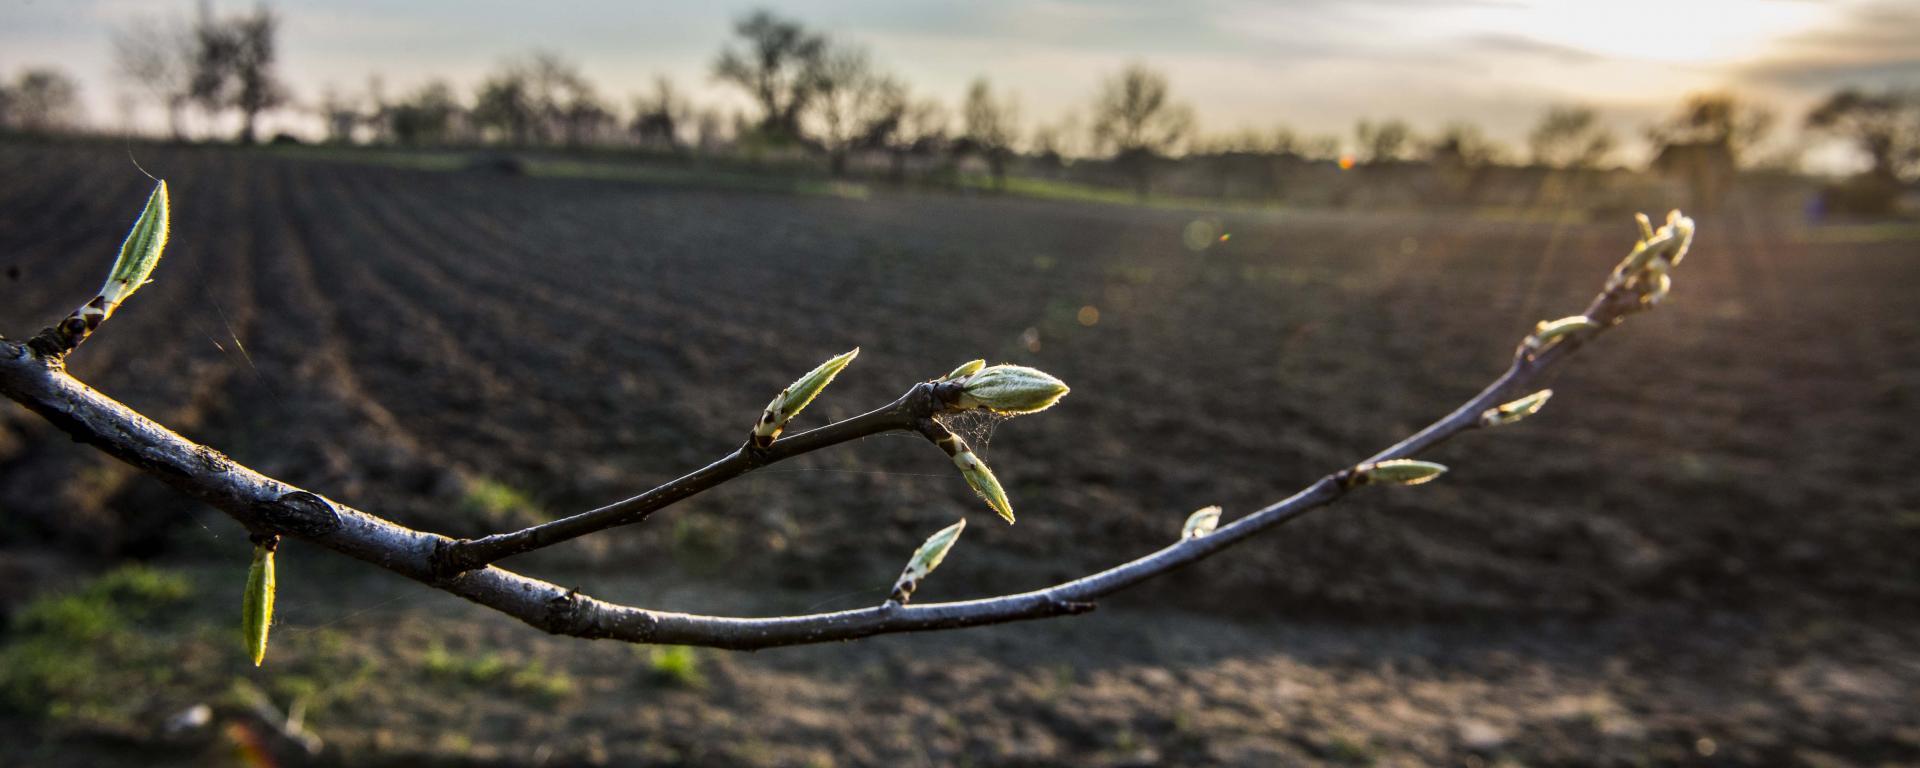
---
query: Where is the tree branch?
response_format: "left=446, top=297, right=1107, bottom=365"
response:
left=0, top=203, right=1694, bottom=651
left=437, top=383, right=940, bottom=575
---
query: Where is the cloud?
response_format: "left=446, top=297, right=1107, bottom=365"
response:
left=1459, top=33, right=1604, bottom=65
left=1736, top=0, right=1920, bottom=90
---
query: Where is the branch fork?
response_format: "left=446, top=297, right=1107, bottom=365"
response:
left=0, top=173, right=1696, bottom=654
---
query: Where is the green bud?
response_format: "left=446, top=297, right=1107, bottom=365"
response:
left=953, top=364, right=1070, bottom=415
left=952, top=449, right=1014, bottom=523
left=1480, top=389, right=1553, bottom=427
left=890, top=519, right=966, bottom=603
left=941, top=359, right=986, bottom=382
left=1608, top=210, right=1695, bottom=293
left=243, top=539, right=277, bottom=667
left=1640, top=261, right=1672, bottom=307
left=1349, top=459, right=1448, bottom=487
left=1656, top=210, right=1695, bottom=268
left=752, top=348, right=858, bottom=447
left=1526, top=315, right=1598, bottom=350
left=104, top=180, right=170, bottom=307
left=1182, top=506, right=1222, bottom=539
left=49, top=180, right=171, bottom=351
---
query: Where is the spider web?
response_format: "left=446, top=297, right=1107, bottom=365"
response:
left=934, top=410, right=1011, bottom=457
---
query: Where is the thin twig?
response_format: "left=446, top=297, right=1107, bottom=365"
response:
left=0, top=278, right=1610, bottom=650
left=0, top=208, right=1691, bottom=650
left=438, top=384, right=938, bottom=574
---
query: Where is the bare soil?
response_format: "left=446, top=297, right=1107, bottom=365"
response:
left=0, top=140, right=1915, bottom=766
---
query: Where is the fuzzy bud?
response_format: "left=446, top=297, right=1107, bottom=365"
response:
left=243, top=537, right=277, bottom=667
left=952, top=364, right=1070, bottom=415
left=1347, top=459, right=1448, bottom=488
left=104, top=181, right=170, bottom=307
left=1480, top=389, right=1553, bottom=427
left=1525, top=315, right=1599, bottom=351
left=752, top=348, right=858, bottom=447
left=48, top=180, right=170, bottom=352
left=952, top=450, right=1014, bottom=523
left=1607, top=210, right=1694, bottom=294
left=889, top=519, right=966, bottom=604
left=941, top=359, right=986, bottom=382
left=1182, top=506, right=1222, bottom=539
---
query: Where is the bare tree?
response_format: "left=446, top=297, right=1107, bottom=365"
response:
left=1646, top=92, right=1773, bottom=212
left=0, top=178, right=1699, bottom=656
left=389, top=81, right=464, bottom=147
left=318, top=87, right=359, bottom=144
left=472, top=70, right=534, bottom=146
left=186, top=4, right=232, bottom=130
left=1528, top=105, right=1615, bottom=170
left=802, top=45, right=899, bottom=176
left=1090, top=63, right=1193, bottom=197
left=1030, top=123, right=1065, bottom=168
left=184, top=5, right=287, bottom=144
left=960, top=78, right=1020, bottom=190
left=0, top=68, right=83, bottom=134
left=1427, top=122, right=1507, bottom=202
left=228, top=8, right=286, bottom=144
left=1807, top=88, right=1920, bottom=182
left=1427, top=122, right=1506, bottom=166
left=1805, top=87, right=1920, bottom=214
left=1648, top=91, right=1774, bottom=165
left=886, top=97, right=948, bottom=181
left=472, top=53, right=600, bottom=147
left=694, top=108, right=732, bottom=152
left=1355, top=118, right=1416, bottom=164
left=362, top=75, right=392, bottom=144
left=713, top=9, right=828, bottom=142
left=631, top=76, right=691, bottom=151
left=557, top=85, right=615, bottom=148
left=112, top=19, right=193, bottom=140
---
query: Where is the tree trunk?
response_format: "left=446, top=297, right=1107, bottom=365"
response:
left=166, top=99, right=187, bottom=143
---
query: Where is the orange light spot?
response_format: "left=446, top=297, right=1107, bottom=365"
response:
left=1337, top=154, right=1356, bottom=171
left=1077, top=306, right=1100, bottom=326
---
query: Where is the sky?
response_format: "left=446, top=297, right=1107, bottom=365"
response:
left=3, top=0, right=1916, bottom=166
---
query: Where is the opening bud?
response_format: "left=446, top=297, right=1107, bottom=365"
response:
left=889, top=519, right=966, bottom=604
left=1480, top=389, right=1553, bottom=427
left=951, top=364, right=1070, bottom=415
left=1607, top=210, right=1694, bottom=294
left=752, top=348, right=858, bottom=447
left=46, top=180, right=170, bottom=352
left=104, top=180, right=171, bottom=307
left=941, top=359, right=986, bottom=382
left=1525, top=315, right=1598, bottom=351
left=1347, top=459, right=1448, bottom=488
left=1182, top=506, right=1222, bottom=539
left=952, top=450, right=1014, bottom=524
left=243, top=537, right=278, bottom=667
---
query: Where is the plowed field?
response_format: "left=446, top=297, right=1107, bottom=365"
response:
left=2, top=141, right=1915, bottom=766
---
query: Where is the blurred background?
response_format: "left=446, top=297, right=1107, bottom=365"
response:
left=0, top=1, right=1916, bottom=766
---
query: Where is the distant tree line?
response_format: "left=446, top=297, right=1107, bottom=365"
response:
left=0, top=69, right=84, bottom=134
left=4, top=7, right=1911, bottom=210
left=110, top=4, right=286, bottom=143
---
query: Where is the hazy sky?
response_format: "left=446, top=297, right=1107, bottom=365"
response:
left=4, top=0, right=1916, bottom=163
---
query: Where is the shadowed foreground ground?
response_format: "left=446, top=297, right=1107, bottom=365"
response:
left=0, top=141, right=1915, bottom=766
